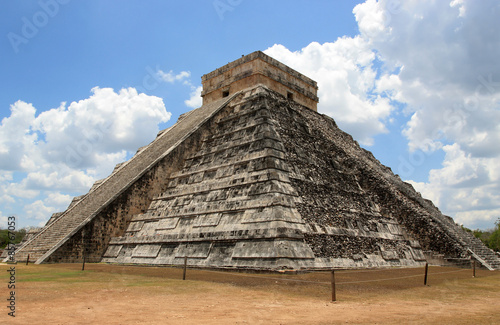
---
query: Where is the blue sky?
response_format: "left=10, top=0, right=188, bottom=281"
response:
left=1, top=0, right=499, bottom=230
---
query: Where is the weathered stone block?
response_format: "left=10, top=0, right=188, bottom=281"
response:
left=132, top=245, right=161, bottom=258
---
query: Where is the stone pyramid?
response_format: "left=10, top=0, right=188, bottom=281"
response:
left=10, top=51, right=499, bottom=270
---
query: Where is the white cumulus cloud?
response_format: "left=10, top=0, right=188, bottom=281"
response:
left=157, top=70, right=191, bottom=83
left=0, top=87, right=171, bottom=227
left=354, top=0, right=500, bottom=152
left=353, top=0, right=500, bottom=228
left=24, top=200, right=57, bottom=226
left=265, top=39, right=396, bottom=146
left=185, top=86, right=203, bottom=108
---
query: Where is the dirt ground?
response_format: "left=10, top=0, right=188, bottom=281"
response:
left=1, top=263, right=499, bottom=324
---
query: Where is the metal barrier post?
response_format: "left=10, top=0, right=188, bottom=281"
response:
left=424, top=263, right=429, bottom=285
left=183, top=256, right=187, bottom=280
left=331, top=270, right=336, bottom=302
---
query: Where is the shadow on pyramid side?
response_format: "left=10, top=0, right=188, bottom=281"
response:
left=10, top=52, right=500, bottom=271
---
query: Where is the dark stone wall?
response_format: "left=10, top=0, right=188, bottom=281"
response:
left=267, top=91, right=468, bottom=259
left=304, top=234, right=413, bottom=259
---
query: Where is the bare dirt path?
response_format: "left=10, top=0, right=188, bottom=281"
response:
left=1, top=264, right=499, bottom=324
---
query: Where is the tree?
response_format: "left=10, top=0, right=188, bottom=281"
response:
left=0, top=230, right=8, bottom=249
left=461, top=221, right=500, bottom=252
left=473, top=229, right=491, bottom=246
left=0, top=228, right=27, bottom=249
left=488, top=219, right=500, bottom=252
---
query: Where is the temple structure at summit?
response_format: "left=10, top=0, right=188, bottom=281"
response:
left=201, top=51, right=319, bottom=111
left=8, top=51, right=499, bottom=271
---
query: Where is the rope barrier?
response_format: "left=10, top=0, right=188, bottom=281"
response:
left=191, top=265, right=471, bottom=286
left=17, top=252, right=477, bottom=287
left=200, top=268, right=330, bottom=284
left=337, top=268, right=469, bottom=285
left=339, top=266, right=422, bottom=274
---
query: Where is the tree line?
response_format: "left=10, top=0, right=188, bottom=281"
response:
left=0, top=228, right=27, bottom=249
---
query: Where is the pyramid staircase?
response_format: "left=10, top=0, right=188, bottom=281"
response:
left=400, top=187, right=500, bottom=270
left=382, top=168, right=500, bottom=270
left=436, top=215, right=500, bottom=270
left=6, top=94, right=240, bottom=264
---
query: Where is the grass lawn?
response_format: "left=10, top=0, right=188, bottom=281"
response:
left=1, top=263, right=499, bottom=324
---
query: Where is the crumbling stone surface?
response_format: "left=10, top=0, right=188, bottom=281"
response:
left=267, top=89, right=498, bottom=269
left=304, top=234, right=413, bottom=259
